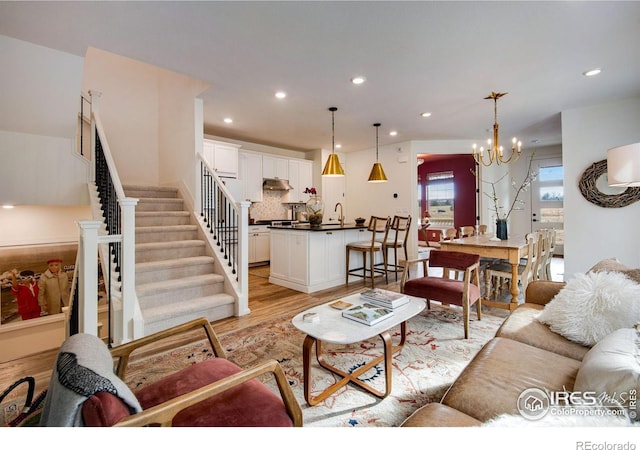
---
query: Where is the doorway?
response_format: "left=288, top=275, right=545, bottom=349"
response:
left=530, top=156, right=564, bottom=256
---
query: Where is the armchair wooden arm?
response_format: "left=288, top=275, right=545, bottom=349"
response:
left=110, top=317, right=226, bottom=379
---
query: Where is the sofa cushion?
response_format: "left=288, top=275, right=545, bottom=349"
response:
left=574, top=326, right=640, bottom=417
left=401, top=403, right=481, bottom=427
left=496, top=304, right=590, bottom=361
left=134, top=358, right=294, bottom=427
left=588, top=257, right=629, bottom=273
left=441, top=337, right=581, bottom=422
left=536, top=270, right=640, bottom=347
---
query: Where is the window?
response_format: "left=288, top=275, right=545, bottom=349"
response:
left=427, top=171, right=454, bottom=225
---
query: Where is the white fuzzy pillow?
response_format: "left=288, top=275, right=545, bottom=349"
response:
left=536, top=271, right=640, bottom=347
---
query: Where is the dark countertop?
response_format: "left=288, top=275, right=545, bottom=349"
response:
left=268, top=223, right=367, bottom=231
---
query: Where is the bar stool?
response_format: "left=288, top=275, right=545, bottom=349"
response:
left=346, top=216, right=391, bottom=288
left=383, top=215, right=412, bottom=281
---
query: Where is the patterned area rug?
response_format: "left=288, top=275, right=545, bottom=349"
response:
left=124, top=304, right=507, bottom=427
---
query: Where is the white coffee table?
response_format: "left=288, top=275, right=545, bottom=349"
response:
left=291, top=293, right=426, bottom=406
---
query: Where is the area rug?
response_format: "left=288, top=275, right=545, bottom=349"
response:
left=124, top=304, right=507, bottom=427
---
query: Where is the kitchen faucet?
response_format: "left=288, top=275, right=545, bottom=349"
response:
left=334, top=202, right=344, bottom=226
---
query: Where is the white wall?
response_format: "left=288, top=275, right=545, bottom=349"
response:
left=562, top=96, right=640, bottom=277
left=0, top=205, right=91, bottom=246
left=83, top=48, right=161, bottom=186
left=0, top=130, right=90, bottom=205
left=0, top=36, right=88, bottom=207
left=0, top=35, right=83, bottom=138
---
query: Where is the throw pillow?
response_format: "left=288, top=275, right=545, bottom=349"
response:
left=574, top=326, right=640, bottom=418
left=535, top=270, right=640, bottom=346
left=588, top=258, right=629, bottom=274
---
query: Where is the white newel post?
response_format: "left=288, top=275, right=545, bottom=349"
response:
left=77, top=220, right=101, bottom=336
left=119, top=197, right=139, bottom=343
left=237, top=201, right=251, bottom=316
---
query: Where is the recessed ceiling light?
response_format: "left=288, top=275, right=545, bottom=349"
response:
left=223, top=118, right=233, bottom=124
left=275, top=91, right=287, bottom=99
left=583, top=68, right=602, bottom=77
left=2, top=204, right=15, bottom=209
left=420, top=112, right=432, bottom=118
left=351, top=76, right=366, bottom=85
left=335, top=143, right=342, bottom=149
left=389, top=131, right=398, bottom=137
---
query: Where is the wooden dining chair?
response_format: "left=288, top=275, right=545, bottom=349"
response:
left=346, top=216, right=391, bottom=288
left=401, top=250, right=481, bottom=339
left=459, top=226, right=475, bottom=238
left=383, top=215, right=412, bottom=281
left=484, top=232, right=538, bottom=301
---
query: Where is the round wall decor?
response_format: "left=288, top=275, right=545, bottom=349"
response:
left=579, top=159, right=640, bottom=208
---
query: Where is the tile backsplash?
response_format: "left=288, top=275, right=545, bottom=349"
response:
left=250, top=190, right=296, bottom=221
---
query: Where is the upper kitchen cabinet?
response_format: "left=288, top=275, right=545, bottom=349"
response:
left=203, top=139, right=240, bottom=178
left=262, top=155, right=289, bottom=180
left=288, top=159, right=313, bottom=203
left=238, top=150, right=263, bottom=202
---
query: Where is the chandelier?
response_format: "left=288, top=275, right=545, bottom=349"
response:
left=472, top=92, right=522, bottom=167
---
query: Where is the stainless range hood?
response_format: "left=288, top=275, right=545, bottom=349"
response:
left=262, top=178, right=293, bottom=191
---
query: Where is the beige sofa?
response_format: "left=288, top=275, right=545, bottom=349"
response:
left=401, top=280, right=590, bottom=426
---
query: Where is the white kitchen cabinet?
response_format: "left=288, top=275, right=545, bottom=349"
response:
left=203, top=139, right=240, bottom=178
left=269, top=227, right=374, bottom=293
left=262, top=155, right=289, bottom=180
left=270, top=230, right=308, bottom=285
left=238, top=151, right=263, bottom=202
left=308, top=229, right=346, bottom=286
left=287, top=159, right=313, bottom=203
left=248, top=225, right=270, bottom=265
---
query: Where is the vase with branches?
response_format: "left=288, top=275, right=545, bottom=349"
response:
left=478, top=153, right=536, bottom=239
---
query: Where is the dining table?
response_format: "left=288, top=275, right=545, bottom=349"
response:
left=439, top=233, right=529, bottom=311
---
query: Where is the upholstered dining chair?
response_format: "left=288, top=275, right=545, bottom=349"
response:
left=400, top=250, right=481, bottom=339
left=484, top=232, right=538, bottom=301
left=346, top=215, right=391, bottom=288
left=40, top=318, right=303, bottom=427
left=383, top=215, right=412, bottom=281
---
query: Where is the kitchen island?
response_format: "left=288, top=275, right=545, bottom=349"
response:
left=268, top=223, right=382, bottom=293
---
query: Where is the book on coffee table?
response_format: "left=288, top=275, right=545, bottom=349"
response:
left=342, top=303, right=394, bottom=326
left=359, top=288, right=409, bottom=309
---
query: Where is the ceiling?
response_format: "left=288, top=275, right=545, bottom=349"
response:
left=1, top=1, right=639, bottom=153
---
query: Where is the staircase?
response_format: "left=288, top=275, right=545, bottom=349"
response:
left=124, top=185, right=235, bottom=335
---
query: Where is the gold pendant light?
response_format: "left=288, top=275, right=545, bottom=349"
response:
left=322, top=107, right=345, bottom=177
left=368, top=123, right=388, bottom=182
left=472, top=92, right=522, bottom=167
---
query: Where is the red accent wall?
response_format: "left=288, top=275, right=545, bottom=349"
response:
left=418, top=154, right=477, bottom=238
